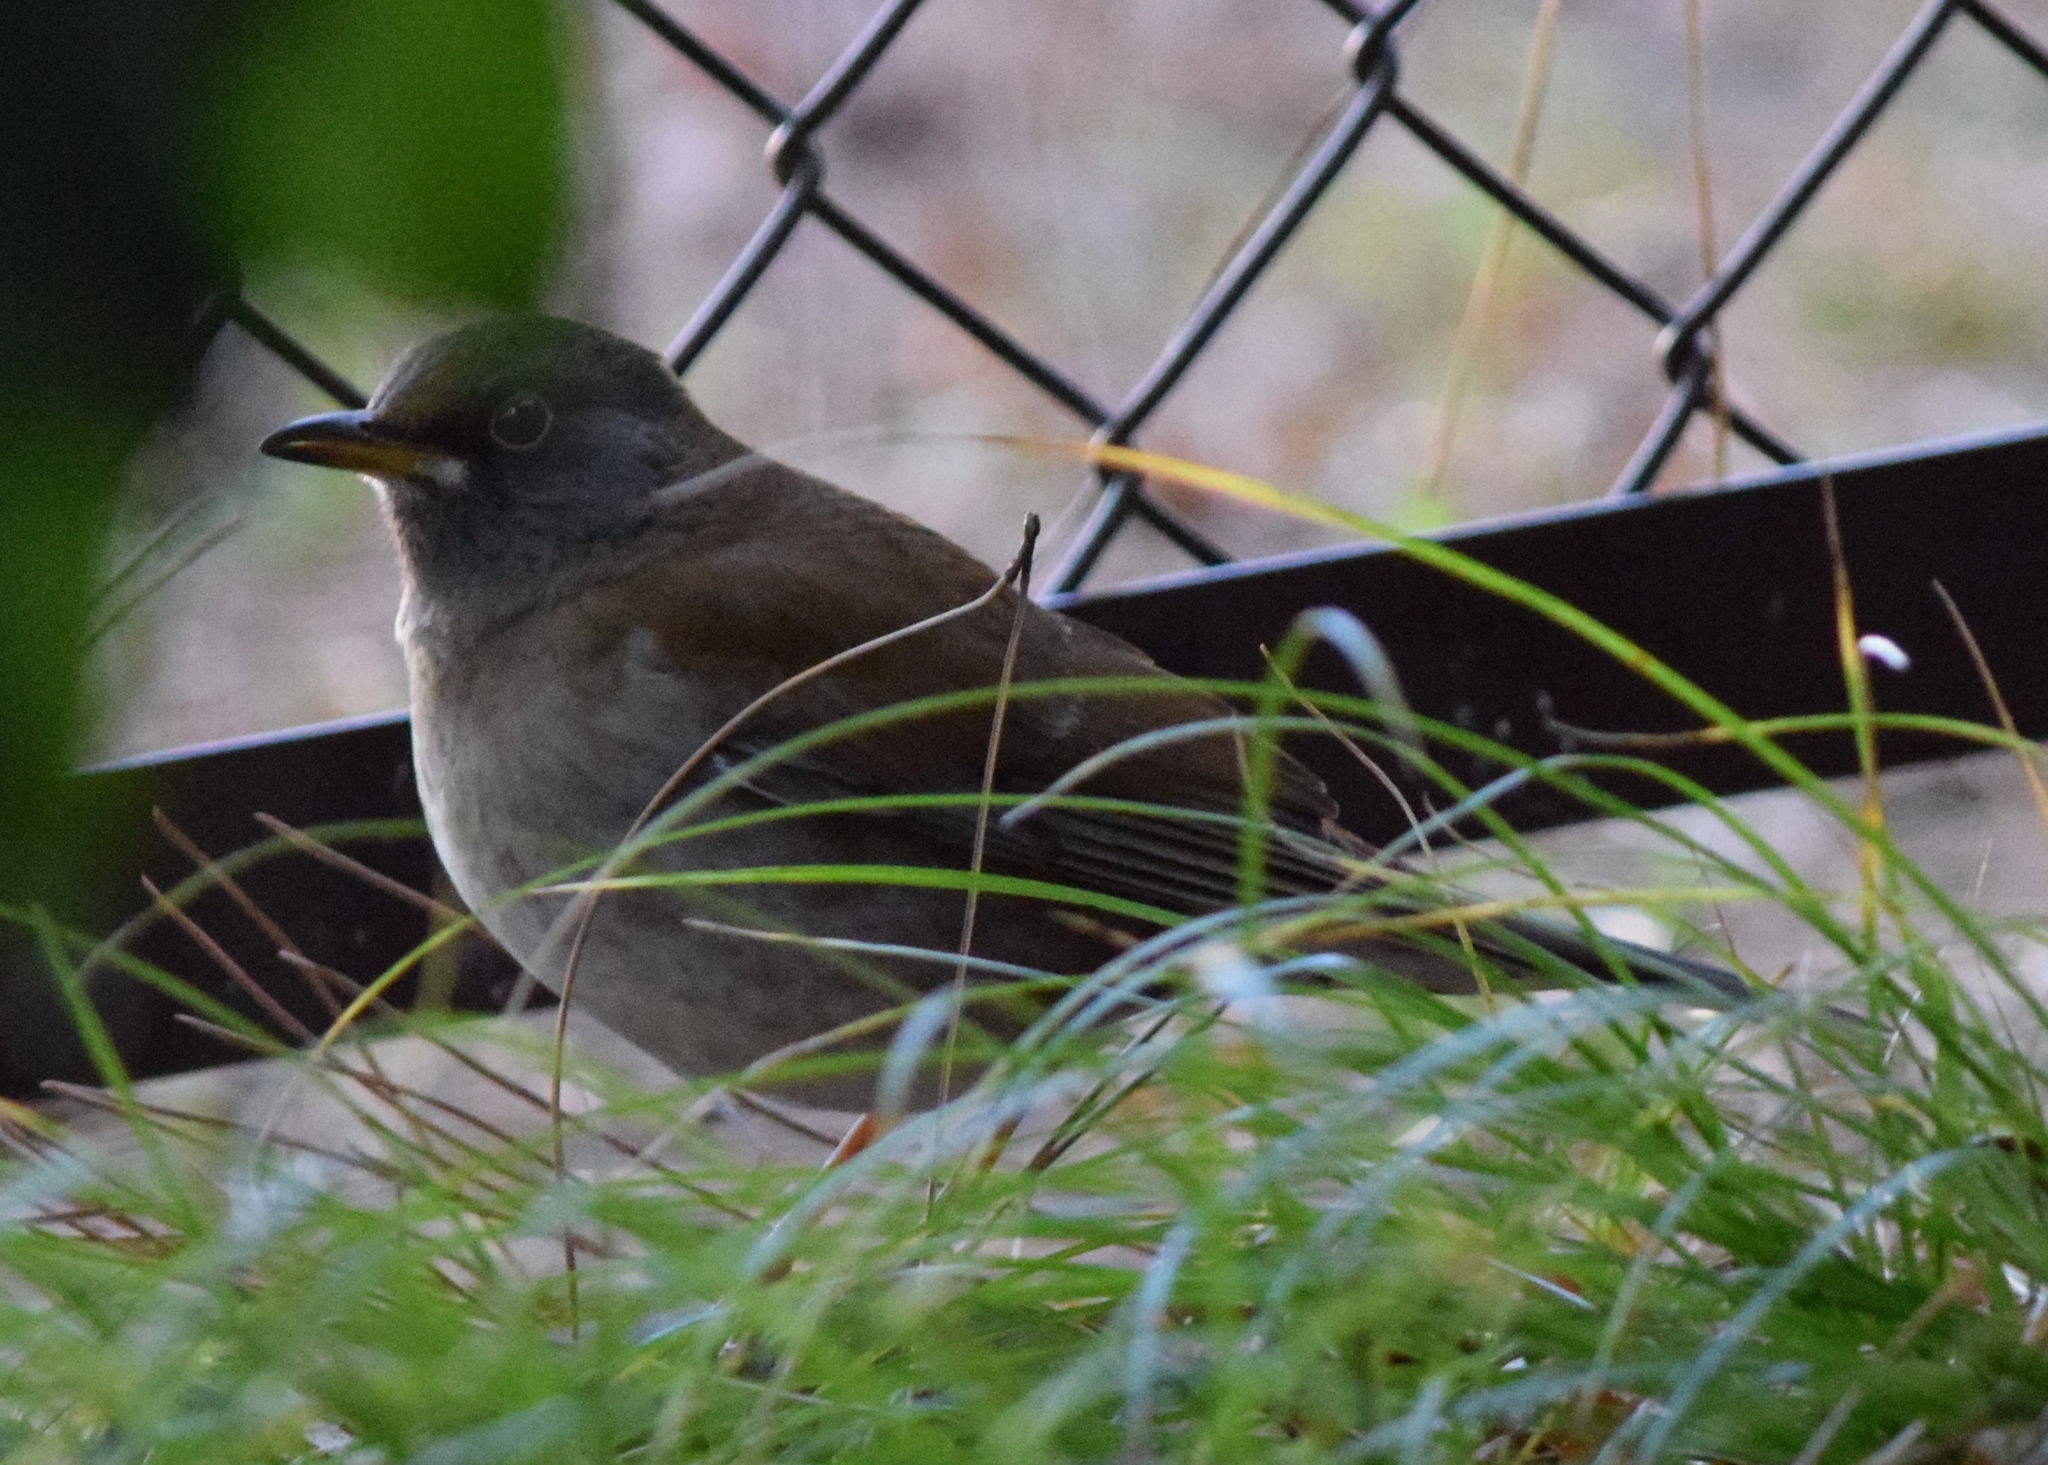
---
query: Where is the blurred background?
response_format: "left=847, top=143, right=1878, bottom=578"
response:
left=91, top=0, right=2048, bottom=763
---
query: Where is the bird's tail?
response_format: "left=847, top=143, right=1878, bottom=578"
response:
left=1296, top=889, right=1754, bottom=1007
left=1467, top=909, right=1753, bottom=1006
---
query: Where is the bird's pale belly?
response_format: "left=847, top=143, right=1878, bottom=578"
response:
left=407, top=640, right=1095, bottom=1106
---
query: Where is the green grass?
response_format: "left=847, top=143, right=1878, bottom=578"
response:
left=11, top=504, right=2048, bottom=1462
left=8, top=860, right=2048, bottom=1463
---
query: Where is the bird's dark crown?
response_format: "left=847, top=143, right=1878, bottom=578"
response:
left=311, top=317, right=752, bottom=635
left=370, top=316, right=698, bottom=461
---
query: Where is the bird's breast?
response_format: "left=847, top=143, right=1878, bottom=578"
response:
left=404, top=612, right=733, bottom=938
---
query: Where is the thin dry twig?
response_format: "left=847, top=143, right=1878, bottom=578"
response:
left=271, top=954, right=752, bottom=1216
left=141, top=875, right=313, bottom=1042
left=1931, top=579, right=2048, bottom=830
left=938, top=514, right=1040, bottom=1115
left=40, top=1080, right=405, bottom=1185
left=1417, top=0, right=1562, bottom=499
left=253, top=812, right=467, bottom=923
left=1684, top=0, right=1733, bottom=479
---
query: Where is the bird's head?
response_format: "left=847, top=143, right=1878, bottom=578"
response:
left=261, top=317, right=743, bottom=605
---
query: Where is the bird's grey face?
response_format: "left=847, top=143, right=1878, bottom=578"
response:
left=261, top=317, right=734, bottom=596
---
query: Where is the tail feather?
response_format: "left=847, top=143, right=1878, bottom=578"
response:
left=1297, top=890, right=1754, bottom=1007
left=1475, top=911, right=1753, bottom=1006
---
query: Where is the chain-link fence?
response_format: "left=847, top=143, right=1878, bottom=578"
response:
left=216, top=0, right=2048, bottom=599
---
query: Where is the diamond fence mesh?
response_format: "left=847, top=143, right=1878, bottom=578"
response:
left=215, top=0, right=2048, bottom=598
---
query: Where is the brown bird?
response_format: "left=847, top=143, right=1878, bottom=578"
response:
left=261, top=317, right=1747, bottom=1110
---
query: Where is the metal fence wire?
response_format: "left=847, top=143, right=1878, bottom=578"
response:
left=224, top=0, right=2048, bottom=595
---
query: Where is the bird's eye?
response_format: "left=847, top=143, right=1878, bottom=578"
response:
left=489, top=392, right=552, bottom=450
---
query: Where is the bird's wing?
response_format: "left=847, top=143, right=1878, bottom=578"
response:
left=704, top=730, right=1355, bottom=914
left=593, top=469, right=1754, bottom=1007
left=591, top=468, right=1350, bottom=914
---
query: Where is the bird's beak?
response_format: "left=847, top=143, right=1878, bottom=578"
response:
left=260, top=409, right=440, bottom=479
